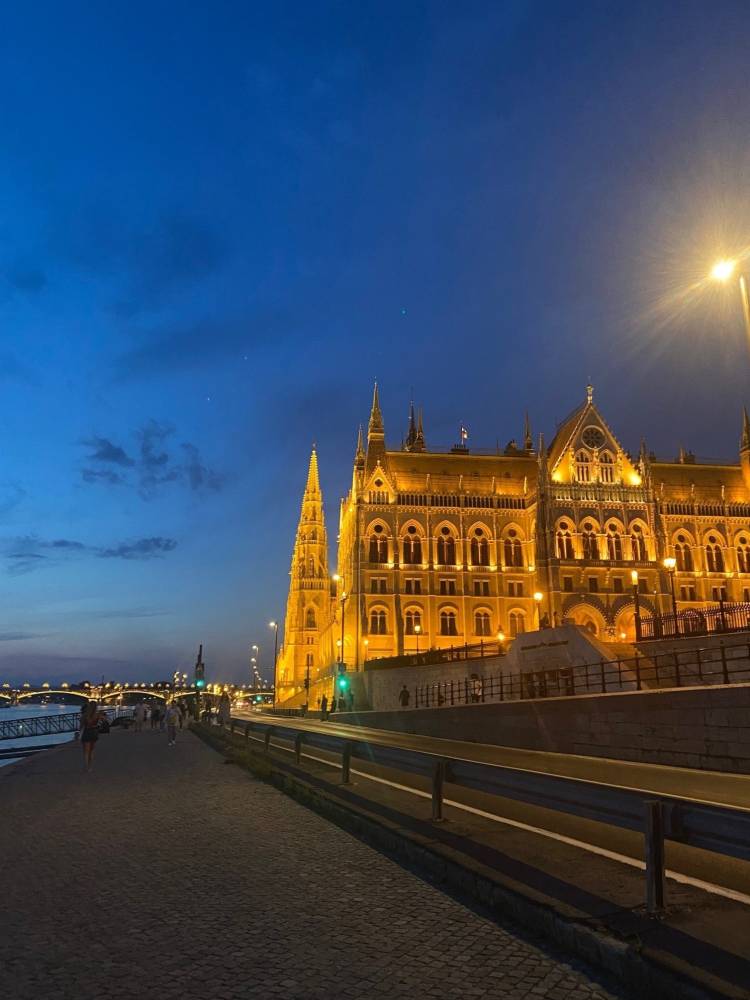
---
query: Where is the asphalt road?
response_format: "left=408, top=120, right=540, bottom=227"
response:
left=234, top=710, right=750, bottom=901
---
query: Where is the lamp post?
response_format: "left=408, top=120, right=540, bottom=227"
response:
left=363, top=638, right=369, bottom=662
left=251, top=644, right=259, bottom=685
left=533, top=591, right=543, bottom=628
left=663, top=556, right=678, bottom=634
left=631, top=570, right=642, bottom=641
left=269, top=621, right=279, bottom=709
left=710, top=258, right=750, bottom=346
left=414, top=623, right=421, bottom=655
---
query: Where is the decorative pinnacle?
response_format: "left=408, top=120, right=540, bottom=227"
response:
left=305, top=445, right=320, bottom=495
left=586, top=382, right=594, bottom=404
left=742, top=407, right=750, bottom=452
left=368, top=380, right=384, bottom=436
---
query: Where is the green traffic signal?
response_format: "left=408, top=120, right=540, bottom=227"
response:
left=337, top=675, right=349, bottom=692
left=195, top=679, right=206, bottom=689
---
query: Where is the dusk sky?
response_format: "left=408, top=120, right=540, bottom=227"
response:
left=2, top=1, right=750, bottom=684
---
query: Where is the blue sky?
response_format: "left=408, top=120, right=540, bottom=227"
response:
left=2, top=1, right=750, bottom=684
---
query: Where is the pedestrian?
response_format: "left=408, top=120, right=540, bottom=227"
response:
left=134, top=702, right=146, bottom=733
left=218, top=691, right=231, bottom=727
left=330, top=695, right=338, bottom=714
left=178, top=702, right=186, bottom=728
left=347, top=690, right=354, bottom=712
left=398, top=684, right=410, bottom=708
left=80, top=700, right=104, bottom=773
left=320, top=694, right=328, bottom=720
left=159, top=704, right=166, bottom=731
left=166, top=702, right=180, bottom=746
left=150, top=705, right=160, bottom=730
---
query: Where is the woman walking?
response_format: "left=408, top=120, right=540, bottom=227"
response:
left=80, top=700, right=103, bottom=773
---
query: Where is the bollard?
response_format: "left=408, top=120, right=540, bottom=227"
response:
left=264, top=728, right=273, bottom=754
left=431, top=759, right=447, bottom=822
left=341, top=741, right=352, bottom=784
left=294, top=733, right=303, bottom=764
left=644, top=800, right=666, bottom=914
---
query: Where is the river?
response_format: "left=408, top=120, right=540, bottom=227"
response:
left=0, top=703, right=84, bottom=768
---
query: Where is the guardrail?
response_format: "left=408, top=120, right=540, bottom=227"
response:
left=222, top=715, right=750, bottom=915
left=640, top=600, right=750, bottom=640
left=414, top=637, right=750, bottom=708
left=0, top=708, right=131, bottom=742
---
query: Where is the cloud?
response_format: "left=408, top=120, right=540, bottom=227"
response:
left=98, top=537, right=177, bottom=560
left=1, top=534, right=178, bottom=574
left=89, top=607, right=170, bottom=620
left=83, top=436, right=135, bottom=467
left=79, top=420, right=222, bottom=499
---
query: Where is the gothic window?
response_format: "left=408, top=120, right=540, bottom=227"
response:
left=369, top=608, right=387, bottom=634
left=705, top=536, right=724, bottom=573
left=470, top=528, right=490, bottom=567
left=675, top=535, right=693, bottom=571
left=509, top=610, right=526, bottom=637
left=474, top=610, right=491, bottom=636
left=404, top=609, right=422, bottom=635
left=436, top=528, right=456, bottom=566
left=606, top=524, right=623, bottom=561
left=402, top=526, right=422, bottom=565
left=575, top=451, right=591, bottom=483
left=556, top=522, right=574, bottom=560
left=308, top=556, right=315, bottom=577
left=439, top=609, right=458, bottom=636
left=737, top=536, right=750, bottom=574
left=630, top=523, right=647, bottom=562
left=310, top=529, right=317, bottom=541
left=599, top=452, right=615, bottom=484
left=581, top=522, right=598, bottom=560
left=504, top=529, right=523, bottom=567
left=305, top=608, right=316, bottom=629
left=369, top=525, right=388, bottom=564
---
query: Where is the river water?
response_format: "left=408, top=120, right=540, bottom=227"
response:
left=0, top=703, right=83, bottom=768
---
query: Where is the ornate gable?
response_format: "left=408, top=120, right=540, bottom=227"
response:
left=548, top=386, right=640, bottom=486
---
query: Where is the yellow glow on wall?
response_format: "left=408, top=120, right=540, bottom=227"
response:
left=628, top=472, right=642, bottom=486
left=551, top=471, right=562, bottom=482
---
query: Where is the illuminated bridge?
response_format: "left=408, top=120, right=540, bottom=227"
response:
left=0, top=683, right=274, bottom=706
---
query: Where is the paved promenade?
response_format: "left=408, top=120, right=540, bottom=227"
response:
left=0, top=727, right=623, bottom=1000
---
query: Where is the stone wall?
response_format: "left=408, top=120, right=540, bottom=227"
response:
left=339, top=683, right=750, bottom=773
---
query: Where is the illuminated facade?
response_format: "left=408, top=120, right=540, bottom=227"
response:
left=276, top=384, right=750, bottom=701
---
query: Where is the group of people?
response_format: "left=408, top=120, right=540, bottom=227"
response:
left=317, top=690, right=354, bottom=719
left=133, top=700, right=185, bottom=745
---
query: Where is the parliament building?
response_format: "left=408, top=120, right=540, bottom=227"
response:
left=276, top=383, right=750, bottom=703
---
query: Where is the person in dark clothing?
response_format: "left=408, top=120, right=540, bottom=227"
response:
left=80, top=700, right=104, bottom=772
left=398, top=685, right=410, bottom=707
left=347, top=691, right=354, bottom=712
left=320, top=694, right=328, bottom=720
left=330, top=696, right=338, bottom=714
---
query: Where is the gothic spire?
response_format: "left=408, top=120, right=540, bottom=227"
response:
left=368, top=381, right=384, bottom=437
left=742, top=407, right=750, bottom=452
left=304, top=445, right=321, bottom=496
left=405, top=399, right=417, bottom=450
left=355, top=424, right=365, bottom=468
left=523, top=412, right=532, bottom=451
left=415, top=408, right=425, bottom=451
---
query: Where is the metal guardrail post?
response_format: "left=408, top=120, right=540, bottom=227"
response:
left=645, top=800, right=666, bottom=914
left=599, top=660, right=606, bottom=692
left=264, top=728, right=273, bottom=754
left=634, top=653, right=641, bottom=691
left=341, top=741, right=352, bottom=784
left=431, top=759, right=446, bottom=822
left=720, top=641, right=729, bottom=685
left=695, top=647, right=702, bottom=683
left=673, top=652, right=681, bottom=687
left=294, top=733, right=303, bottom=764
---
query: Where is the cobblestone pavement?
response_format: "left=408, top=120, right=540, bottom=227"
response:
left=0, top=727, right=626, bottom=999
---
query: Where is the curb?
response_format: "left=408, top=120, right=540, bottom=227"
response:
left=192, top=723, right=748, bottom=1000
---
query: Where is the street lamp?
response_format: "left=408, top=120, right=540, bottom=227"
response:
left=269, top=621, right=279, bottom=709
left=363, top=638, right=369, bottom=661
left=533, top=591, right=543, bottom=628
left=631, top=569, right=642, bottom=641
left=710, top=258, right=750, bottom=345
left=414, top=623, right=421, bottom=655
left=663, top=556, right=678, bottom=630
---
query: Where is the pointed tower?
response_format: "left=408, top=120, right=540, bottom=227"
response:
left=278, top=447, right=330, bottom=698
left=740, top=408, right=750, bottom=490
left=405, top=400, right=418, bottom=451
left=366, top=381, right=387, bottom=472
left=355, top=424, right=365, bottom=471
left=415, top=408, right=426, bottom=452
left=523, top=412, right=533, bottom=452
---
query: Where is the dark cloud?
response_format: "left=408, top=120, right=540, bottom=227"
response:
left=83, top=436, right=135, bottom=467
left=79, top=420, right=222, bottom=499
left=2, top=534, right=178, bottom=573
left=98, top=537, right=177, bottom=560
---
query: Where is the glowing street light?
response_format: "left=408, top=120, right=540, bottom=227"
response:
left=710, top=257, right=750, bottom=346
left=533, top=590, right=543, bottom=628
left=414, top=623, right=422, bottom=655
left=711, top=259, right=736, bottom=282
left=663, top=556, right=679, bottom=625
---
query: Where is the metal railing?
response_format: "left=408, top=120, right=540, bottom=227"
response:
left=0, top=708, right=129, bottom=742
left=640, top=600, right=750, bottom=640
left=366, top=639, right=506, bottom=672
left=222, top=715, right=750, bottom=914
left=413, top=637, right=750, bottom=709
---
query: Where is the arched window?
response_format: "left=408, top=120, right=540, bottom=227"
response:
left=369, top=608, right=387, bottom=634
left=305, top=608, right=316, bottom=629
left=737, top=536, right=750, bottom=574
left=630, top=524, right=647, bottom=562
left=369, top=525, right=388, bottom=564
left=575, top=451, right=591, bottom=483
left=404, top=609, right=422, bottom=635
left=439, top=609, right=458, bottom=636
left=474, top=610, right=491, bottom=636
left=402, top=526, right=422, bottom=565
left=509, top=611, right=526, bottom=637
left=705, top=536, right=724, bottom=573
left=581, top=522, right=598, bottom=560
left=308, top=556, right=315, bottom=577
left=436, top=528, right=456, bottom=566
left=606, top=524, right=623, bottom=561
left=470, top=528, right=490, bottom=567
left=310, top=529, right=317, bottom=541
left=504, top=529, right=524, bottom=567
left=556, top=522, right=574, bottom=560
left=599, top=452, right=615, bottom=484
left=675, top=534, right=693, bottom=572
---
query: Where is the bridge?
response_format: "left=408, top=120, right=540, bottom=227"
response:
left=0, top=683, right=274, bottom=705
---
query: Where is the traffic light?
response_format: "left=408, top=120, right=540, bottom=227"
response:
left=195, top=678, right=206, bottom=689
left=337, top=663, right=349, bottom=694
